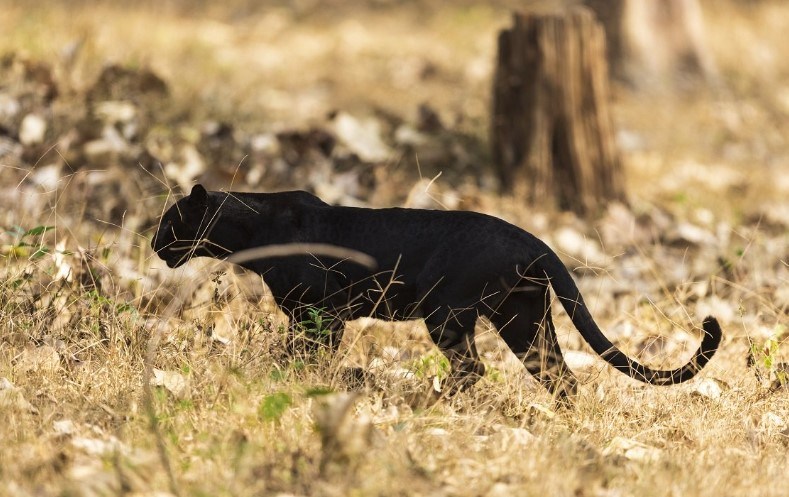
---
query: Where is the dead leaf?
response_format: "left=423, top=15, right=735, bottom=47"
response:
left=603, top=436, right=662, bottom=463
left=0, top=377, right=38, bottom=414
left=760, top=412, right=786, bottom=432
left=691, top=377, right=728, bottom=400
left=489, top=425, right=536, bottom=451
left=528, top=402, right=556, bottom=420
left=53, top=240, right=73, bottom=282
left=72, top=435, right=127, bottom=457
left=16, top=345, right=60, bottom=373
left=151, top=369, right=190, bottom=399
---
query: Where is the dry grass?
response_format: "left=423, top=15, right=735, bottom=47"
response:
left=1, top=1, right=789, bottom=496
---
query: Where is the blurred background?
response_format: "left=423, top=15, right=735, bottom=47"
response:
left=1, top=1, right=787, bottom=212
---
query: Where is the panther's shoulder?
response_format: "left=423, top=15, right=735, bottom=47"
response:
left=281, top=190, right=330, bottom=207
left=220, top=189, right=330, bottom=211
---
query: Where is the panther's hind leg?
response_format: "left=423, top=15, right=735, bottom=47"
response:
left=424, top=308, right=485, bottom=394
left=490, top=292, right=578, bottom=404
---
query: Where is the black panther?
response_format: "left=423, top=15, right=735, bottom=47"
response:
left=152, top=184, right=722, bottom=401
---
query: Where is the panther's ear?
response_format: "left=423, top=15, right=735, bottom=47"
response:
left=188, top=184, right=208, bottom=209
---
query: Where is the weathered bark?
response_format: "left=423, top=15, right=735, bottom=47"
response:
left=491, top=7, right=624, bottom=215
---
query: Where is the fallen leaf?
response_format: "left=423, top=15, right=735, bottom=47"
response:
left=691, top=377, right=727, bottom=400
left=489, top=425, right=536, bottom=450
left=16, top=345, right=60, bottom=373
left=432, top=375, right=442, bottom=393
left=528, top=402, right=556, bottom=420
left=151, top=369, right=190, bottom=399
left=760, top=412, right=785, bottom=431
left=603, top=436, right=662, bottom=463
left=0, top=378, right=38, bottom=414
left=71, top=435, right=127, bottom=457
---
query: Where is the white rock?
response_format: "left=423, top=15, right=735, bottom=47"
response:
left=553, top=226, right=608, bottom=267
left=564, top=350, right=598, bottom=371
left=0, top=93, right=20, bottom=120
left=54, top=419, right=76, bottom=436
left=94, top=100, right=136, bottom=123
left=72, top=436, right=126, bottom=457
left=19, top=113, right=47, bottom=145
left=425, top=427, right=449, bottom=437
left=84, top=125, right=128, bottom=160
left=164, top=145, right=206, bottom=192
left=394, top=124, right=427, bottom=146
left=691, top=378, right=724, bottom=400
left=331, top=112, right=392, bottom=163
left=250, top=132, right=279, bottom=154
left=695, top=296, right=735, bottom=323
left=30, top=163, right=62, bottom=190
left=673, top=222, right=717, bottom=246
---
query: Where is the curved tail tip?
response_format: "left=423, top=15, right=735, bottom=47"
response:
left=701, top=315, right=721, bottom=335
left=700, top=315, right=723, bottom=355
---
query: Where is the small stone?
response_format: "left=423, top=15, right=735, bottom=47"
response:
left=19, top=113, right=47, bottom=145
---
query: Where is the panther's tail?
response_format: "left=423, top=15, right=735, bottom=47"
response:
left=538, top=247, right=722, bottom=385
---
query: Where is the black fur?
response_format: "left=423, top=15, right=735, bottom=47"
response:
left=152, top=185, right=722, bottom=400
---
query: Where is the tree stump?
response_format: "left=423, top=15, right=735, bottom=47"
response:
left=491, top=7, right=624, bottom=215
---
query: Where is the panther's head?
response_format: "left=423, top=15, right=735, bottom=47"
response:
left=152, top=184, right=217, bottom=268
